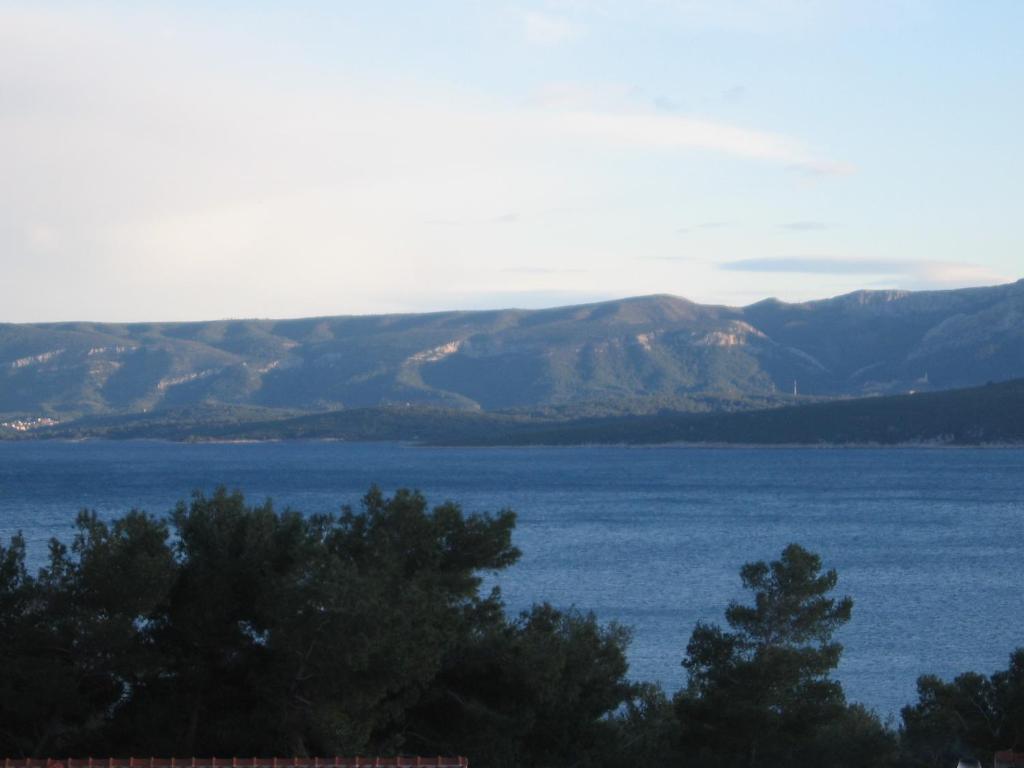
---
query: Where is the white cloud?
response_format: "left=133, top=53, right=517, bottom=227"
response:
left=547, top=111, right=853, bottom=174
left=523, top=11, right=583, bottom=45
left=912, top=262, right=1010, bottom=287
left=531, top=81, right=640, bottom=110
left=720, top=257, right=1007, bottom=287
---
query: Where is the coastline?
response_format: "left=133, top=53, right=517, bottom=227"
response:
left=4, top=434, right=1024, bottom=449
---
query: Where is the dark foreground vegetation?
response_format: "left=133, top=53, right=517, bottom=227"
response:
left=1, top=489, right=1022, bottom=767
left=9, top=377, right=1024, bottom=446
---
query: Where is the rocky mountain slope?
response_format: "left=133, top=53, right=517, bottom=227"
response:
left=2, top=280, right=1023, bottom=419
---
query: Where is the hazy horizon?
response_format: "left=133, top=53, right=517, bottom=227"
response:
left=4, top=276, right=1023, bottom=326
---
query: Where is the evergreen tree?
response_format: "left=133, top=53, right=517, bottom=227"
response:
left=403, top=603, right=633, bottom=768
left=900, top=649, right=1024, bottom=767
left=674, top=543, right=893, bottom=768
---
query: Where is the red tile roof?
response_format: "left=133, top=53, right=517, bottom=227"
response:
left=995, top=751, right=1024, bottom=768
left=3, top=760, right=467, bottom=768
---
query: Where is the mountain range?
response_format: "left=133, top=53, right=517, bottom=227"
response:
left=3, top=279, right=1024, bottom=420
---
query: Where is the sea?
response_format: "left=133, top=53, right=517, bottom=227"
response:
left=2, top=440, right=1023, bottom=719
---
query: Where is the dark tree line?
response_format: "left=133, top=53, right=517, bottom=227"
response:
left=0, top=488, right=1021, bottom=767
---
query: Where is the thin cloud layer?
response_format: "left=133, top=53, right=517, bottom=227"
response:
left=783, top=221, right=831, bottom=231
left=720, top=257, right=1006, bottom=286
left=524, top=11, right=583, bottom=45
left=550, top=112, right=851, bottom=174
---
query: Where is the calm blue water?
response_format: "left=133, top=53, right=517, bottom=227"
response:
left=2, top=441, right=1023, bottom=718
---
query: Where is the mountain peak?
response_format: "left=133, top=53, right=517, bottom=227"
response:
left=820, top=289, right=913, bottom=307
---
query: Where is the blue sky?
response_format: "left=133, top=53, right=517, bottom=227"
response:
left=2, top=1, right=1021, bottom=321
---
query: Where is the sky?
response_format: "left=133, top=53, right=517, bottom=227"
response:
left=2, top=1, right=1022, bottom=322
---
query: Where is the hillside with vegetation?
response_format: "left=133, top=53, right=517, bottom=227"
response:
left=13, top=377, right=1024, bottom=446
left=457, top=377, right=1024, bottom=446
left=3, top=280, right=1024, bottom=423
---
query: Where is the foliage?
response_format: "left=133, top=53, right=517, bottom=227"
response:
left=403, top=603, right=633, bottom=768
left=0, top=511, right=176, bottom=756
left=8, top=494, right=1024, bottom=768
left=900, top=650, right=1024, bottom=767
left=673, top=543, right=895, bottom=768
left=0, top=487, right=641, bottom=767
left=0, top=488, right=528, bottom=757
left=595, top=683, right=682, bottom=768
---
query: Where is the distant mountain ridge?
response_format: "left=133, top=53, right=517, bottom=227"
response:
left=3, top=279, right=1024, bottom=419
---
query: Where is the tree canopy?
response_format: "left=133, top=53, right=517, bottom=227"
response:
left=3, top=496, right=1021, bottom=768
left=0, top=487, right=648, bottom=767
left=900, top=650, right=1024, bottom=767
left=673, top=543, right=894, bottom=768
